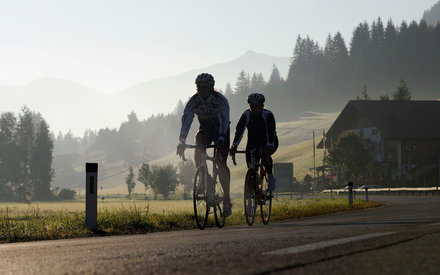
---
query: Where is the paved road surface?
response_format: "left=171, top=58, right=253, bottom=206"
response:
left=1, top=196, right=439, bottom=274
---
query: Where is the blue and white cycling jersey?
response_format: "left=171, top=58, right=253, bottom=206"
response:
left=179, top=91, right=230, bottom=143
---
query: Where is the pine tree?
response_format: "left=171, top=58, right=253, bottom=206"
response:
left=0, top=112, right=17, bottom=145
left=250, top=72, right=266, bottom=93
left=268, top=64, right=282, bottom=84
left=224, top=82, right=234, bottom=98
left=31, top=120, right=54, bottom=200
left=392, top=78, right=412, bottom=100
left=234, top=70, right=251, bottom=96
left=16, top=106, right=35, bottom=198
left=0, top=112, right=19, bottom=199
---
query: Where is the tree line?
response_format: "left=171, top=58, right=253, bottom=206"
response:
left=0, top=107, right=54, bottom=201
left=53, top=17, right=439, bottom=186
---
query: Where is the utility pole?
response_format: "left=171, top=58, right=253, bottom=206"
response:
left=313, top=130, right=316, bottom=188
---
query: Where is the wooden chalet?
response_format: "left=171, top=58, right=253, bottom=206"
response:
left=318, top=100, right=440, bottom=187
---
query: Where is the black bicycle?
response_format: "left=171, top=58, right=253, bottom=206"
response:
left=181, top=144, right=226, bottom=230
left=232, top=148, right=273, bottom=226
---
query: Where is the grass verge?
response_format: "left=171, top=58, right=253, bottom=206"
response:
left=0, top=198, right=382, bottom=243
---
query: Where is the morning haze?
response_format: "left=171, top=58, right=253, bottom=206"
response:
left=1, top=1, right=440, bottom=196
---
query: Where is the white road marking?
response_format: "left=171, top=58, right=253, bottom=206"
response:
left=263, top=232, right=395, bottom=256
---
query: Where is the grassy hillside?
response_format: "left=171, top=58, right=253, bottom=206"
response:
left=98, top=112, right=338, bottom=195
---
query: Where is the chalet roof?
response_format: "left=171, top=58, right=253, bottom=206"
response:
left=318, top=100, right=440, bottom=148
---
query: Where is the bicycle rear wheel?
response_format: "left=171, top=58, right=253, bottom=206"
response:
left=260, top=174, right=272, bottom=225
left=213, top=179, right=226, bottom=228
left=193, top=166, right=209, bottom=230
left=244, top=169, right=257, bottom=226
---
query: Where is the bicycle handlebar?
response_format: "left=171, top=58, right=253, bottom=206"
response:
left=179, top=144, right=215, bottom=161
left=185, top=144, right=215, bottom=149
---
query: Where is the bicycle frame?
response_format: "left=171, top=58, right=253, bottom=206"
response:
left=185, top=144, right=217, bottom=203
left=183, top=144, right=226, bottom=229
left=234, top=147, right=273, bottom=225
left=236, top=148, right=268, bottom=183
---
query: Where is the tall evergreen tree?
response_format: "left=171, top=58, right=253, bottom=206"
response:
left=31, top=120, right=54, bottom=200
left=0, top=112, right=17, bottom=145
left=250, top=72, right=266, bottom=93
left=224, top=82, right=234, bottom=98
left=235, top=70, right=251, bottom=96
left=16, top=106, right=35, bottom=196
left=392, top=78, right=412, bottom=100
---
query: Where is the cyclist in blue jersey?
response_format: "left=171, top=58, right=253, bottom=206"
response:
left=176, top=73, right=232, bottom=217
left=229, top=93, right=278, bottom=191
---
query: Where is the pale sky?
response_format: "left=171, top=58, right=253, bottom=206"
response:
left=0, top=0, right=437, bottom=94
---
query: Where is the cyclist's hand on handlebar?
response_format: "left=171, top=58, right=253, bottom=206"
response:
left=229, top=146, right=237, bottom=157
left=229, top=146, right=237, bottom=166
left=176, top=142, right=186, bottom=160
left=216, top=136, right=227, bottom=151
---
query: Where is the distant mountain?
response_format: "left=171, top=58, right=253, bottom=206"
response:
left=0, top=51, right=289, bottom=135
left=115, top=50, right=290, bottom=119
left=0, top=77, right=120, bottom=135
left=423, top=1, right=440, bottom=25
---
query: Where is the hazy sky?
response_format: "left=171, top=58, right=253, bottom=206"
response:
left=0, top=0, right=437, bottom=94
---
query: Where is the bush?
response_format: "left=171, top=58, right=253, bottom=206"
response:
left=58, top=188, right=76, bottom=200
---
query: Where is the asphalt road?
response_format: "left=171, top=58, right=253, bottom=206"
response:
left=1, top=196, right=439, bottom=274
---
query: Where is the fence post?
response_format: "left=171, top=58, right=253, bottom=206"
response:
left=365, top=187, right=369, bottom=202
left=348, top=181, right=353, bottom=207
left=86, top=163, right=98, bottom=232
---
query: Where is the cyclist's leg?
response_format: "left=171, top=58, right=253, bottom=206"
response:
left=216, top=127, right=231, bottom=206
left=194, top=130, right=210, bottom=167
left=261, top=150, right=275, bottom=191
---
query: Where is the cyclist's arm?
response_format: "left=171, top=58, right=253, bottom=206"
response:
left=179, top=98, right=197, bottom=143
left=217, top=94, right=230, bottom=140
left=266, top=111, right=276, bottom=147
left=232, top=111, right=248, bottom=147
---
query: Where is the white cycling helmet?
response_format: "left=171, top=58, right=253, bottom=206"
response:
left=247, top=93, right=265, bottom=105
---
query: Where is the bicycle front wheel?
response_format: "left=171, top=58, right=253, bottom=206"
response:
left=260, top=174, right=272, bottom=225
left=213, top=179, right=226, bottom=228
left=193, top=166, right=209, bottom=230
left=244, top=169, right=257, bottom=226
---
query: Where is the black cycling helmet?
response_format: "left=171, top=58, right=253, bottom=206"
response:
left=247, top=93, right=265, bottom=105
left=195, top=73, right=215, bottom=86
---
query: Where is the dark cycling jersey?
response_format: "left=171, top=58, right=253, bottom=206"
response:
left=232, top=109, right=277, bottom=149
left=179, top=92, right=230, bottom=143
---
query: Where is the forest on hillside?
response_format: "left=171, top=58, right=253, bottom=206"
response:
left=51, top=16, right=440, bottom=189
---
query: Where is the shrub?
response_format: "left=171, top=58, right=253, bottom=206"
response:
left=58, top=188, right=76, bottom=200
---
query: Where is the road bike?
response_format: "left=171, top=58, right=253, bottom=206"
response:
left=232, top=148, right=273, bottom=226
left=181, top=144, right=226, bottom=230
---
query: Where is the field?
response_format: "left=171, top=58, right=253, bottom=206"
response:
left=0, top=199, right=193, bottom=217
left=0, top=196, right=381, bottom=243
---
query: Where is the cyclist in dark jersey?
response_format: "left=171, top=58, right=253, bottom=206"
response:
left=229, top=93, right=278, bottom=191
left=176, top=73, right=232, bottom=217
